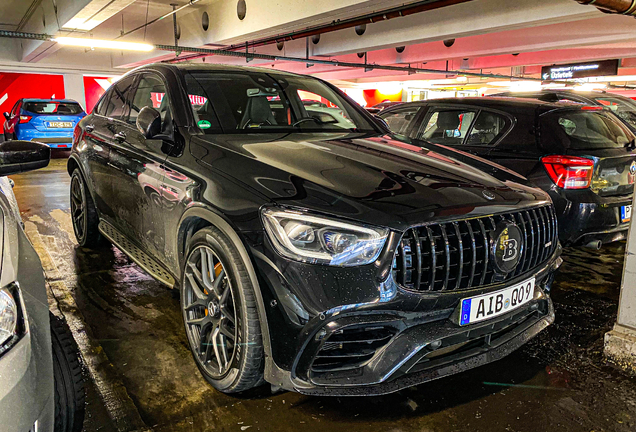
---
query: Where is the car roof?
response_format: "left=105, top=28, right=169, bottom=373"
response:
left=135, top=62, right=304, bottom=79
left=22, top=98, right=79, bottom=103
left=397, top=96, right=570, bottom=110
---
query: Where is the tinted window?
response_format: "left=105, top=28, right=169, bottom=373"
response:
left=184, top=71, right=374, bottom=133
left=129, top=74, right=173, bottom=133
left=542, top=110, right=634, bottom=150
left=104, top=76, right=135, bottom=120
left=380, top=106, right=420, bottom=136
left=416, top=108, right=477, bottom=145
left=24, top=102, right=83, bottom=115
left=593, top=96, right=636, bottom=129
left=94, top=93, right=109, bottom=115
left=465, top=111, right=509, bottom=145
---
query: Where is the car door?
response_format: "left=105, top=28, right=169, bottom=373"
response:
left=83, top=75, right=137, bottom=222
left=108, top=72, right=173, bottom=262
left=479, top=108, right=542, bottom=177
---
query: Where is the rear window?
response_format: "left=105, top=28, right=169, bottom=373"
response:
left=593, top=96, right=636, bottom=130
left=24, top=102, right=83, bottom=115
left=541, top=110, right=634, bottom=150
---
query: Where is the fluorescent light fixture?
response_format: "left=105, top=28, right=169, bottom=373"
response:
left=456, top=76, right=468, bottom=82
left=54, top=37, right=154, bottom=52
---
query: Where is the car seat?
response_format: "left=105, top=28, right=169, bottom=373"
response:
left=239, top=96, right=277, bottom=129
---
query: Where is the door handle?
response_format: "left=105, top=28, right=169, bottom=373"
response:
left=85, top=124, right=95, bottom=132
left=114, top=131, right=127, bottom=143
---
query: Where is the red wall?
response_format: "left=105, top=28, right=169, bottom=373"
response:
left=362, top=89, right=403, bottom=107
left=84, top=76, right=117, bottom=113
left=0, top=73, right=65, bottom=115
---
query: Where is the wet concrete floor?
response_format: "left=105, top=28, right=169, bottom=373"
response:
left=10, top=155, right=636, bottom=432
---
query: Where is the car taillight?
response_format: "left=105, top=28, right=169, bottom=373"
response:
left=19, top=115, right=31, bottom=123
left=581, top=106, right=603, bottom=111
left=541, top=155, right=594, bottom=189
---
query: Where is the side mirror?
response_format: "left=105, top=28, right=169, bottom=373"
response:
left=136, top=106, right=162, bottom=139
left=3, top=112, right=10, bottom=120
left=0, top=141, right=50, bottom=176
left=373, top=114, right=391, bottom=133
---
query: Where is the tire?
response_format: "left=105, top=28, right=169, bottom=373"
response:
left=181, top=226, right=264, bottom=393
left=50, top=313, right=85, bottom=432
left=70, top=169, right=102, bottom=247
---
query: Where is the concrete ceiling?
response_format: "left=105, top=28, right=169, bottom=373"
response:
left=0, top=0, right=634, bottom=86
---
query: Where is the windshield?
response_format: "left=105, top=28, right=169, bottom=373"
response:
left=541, top=109, right=635, bottom=150
left=592, top=95, right=636, bottom=129
left=24, top=101, right=84, bottom=115
left=184, top=70, right=375, bottom=133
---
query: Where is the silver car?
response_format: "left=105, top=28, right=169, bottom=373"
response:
left=0, top=141, right=84, bottom=432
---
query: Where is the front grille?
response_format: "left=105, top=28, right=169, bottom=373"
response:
left=311, top=325, right=396, bottom=373
left=393, top=205, right=557, bottom=292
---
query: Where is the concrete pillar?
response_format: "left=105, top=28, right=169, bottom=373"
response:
left=605, top=191, right=636, bottom=371
left=63, top=74, right=86, bottom=111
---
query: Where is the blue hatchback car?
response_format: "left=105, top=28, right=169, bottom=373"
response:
left=3, top=99, right=86, bottom=149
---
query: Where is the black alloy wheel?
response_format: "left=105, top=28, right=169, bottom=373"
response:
left=70, top=174, right=86, bottom=242
left=70, top=169, right=102, bottom=247
left=181, top=227, right=264, bottom=393
left=183, top=245, right=238, bottom=377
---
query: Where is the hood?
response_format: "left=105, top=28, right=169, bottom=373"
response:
left=190, top=132, right=549, bottom=231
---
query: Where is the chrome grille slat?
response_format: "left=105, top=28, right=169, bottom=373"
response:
left=393, top=205, right=557, bottom=293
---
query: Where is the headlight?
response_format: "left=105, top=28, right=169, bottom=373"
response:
left=0, top=287, right=18, bottom=351
left=262, top=208, right=389, bottom=266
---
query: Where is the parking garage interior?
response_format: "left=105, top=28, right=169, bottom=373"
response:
left=1, top=1, right=636, bottom=432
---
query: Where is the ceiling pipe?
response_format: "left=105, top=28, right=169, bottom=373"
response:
left=0, top=30, right=631, bottom=89
left=220, top=0, right=473, bottom=52
left=574, top=0, right=636, bottom=15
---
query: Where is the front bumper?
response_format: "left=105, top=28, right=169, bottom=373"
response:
left=255, top=234, right=561, bottom=396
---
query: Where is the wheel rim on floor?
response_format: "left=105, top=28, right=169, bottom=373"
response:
left=70, top=175, right=86, bottom=242
left=182, top=245, right=238, bottom=378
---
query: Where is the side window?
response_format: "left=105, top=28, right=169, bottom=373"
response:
left=94, top=92, right=109, bottom=115
left=465, top=111, right=509, bottom=146
left=381, top=106, right=421, bottom=136
left=129, top=74, right=173, bottom=134
left=417, top=108, right=477, bottom=145
left=104, top=76, right=135, bottom=121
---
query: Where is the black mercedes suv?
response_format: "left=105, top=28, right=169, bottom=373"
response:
left=68, top=64, right=561, bottom=396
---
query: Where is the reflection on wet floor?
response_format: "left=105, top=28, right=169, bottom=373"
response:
left=11, top=157, right=636, bottom=432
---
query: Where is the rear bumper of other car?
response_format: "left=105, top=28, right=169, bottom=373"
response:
left=550, top=188, right=632, bottom=246
left=0, top=229, right=55, bottom=432
left=16, top=124, right=74, bottom=148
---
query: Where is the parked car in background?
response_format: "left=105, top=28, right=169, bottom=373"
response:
left=3, top=99, right=86, bottom=149
left=493, top=90, right=636, bottom=133
left=0, top=140, right=85, bottom=432
left=69, top=64, right=560, bottom=397
left=379, top=97, right=636, bottom=247
left=365, top=100, right=403, bottom=114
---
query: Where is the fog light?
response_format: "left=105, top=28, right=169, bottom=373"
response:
left=0, top=288, right=17, bottom=346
